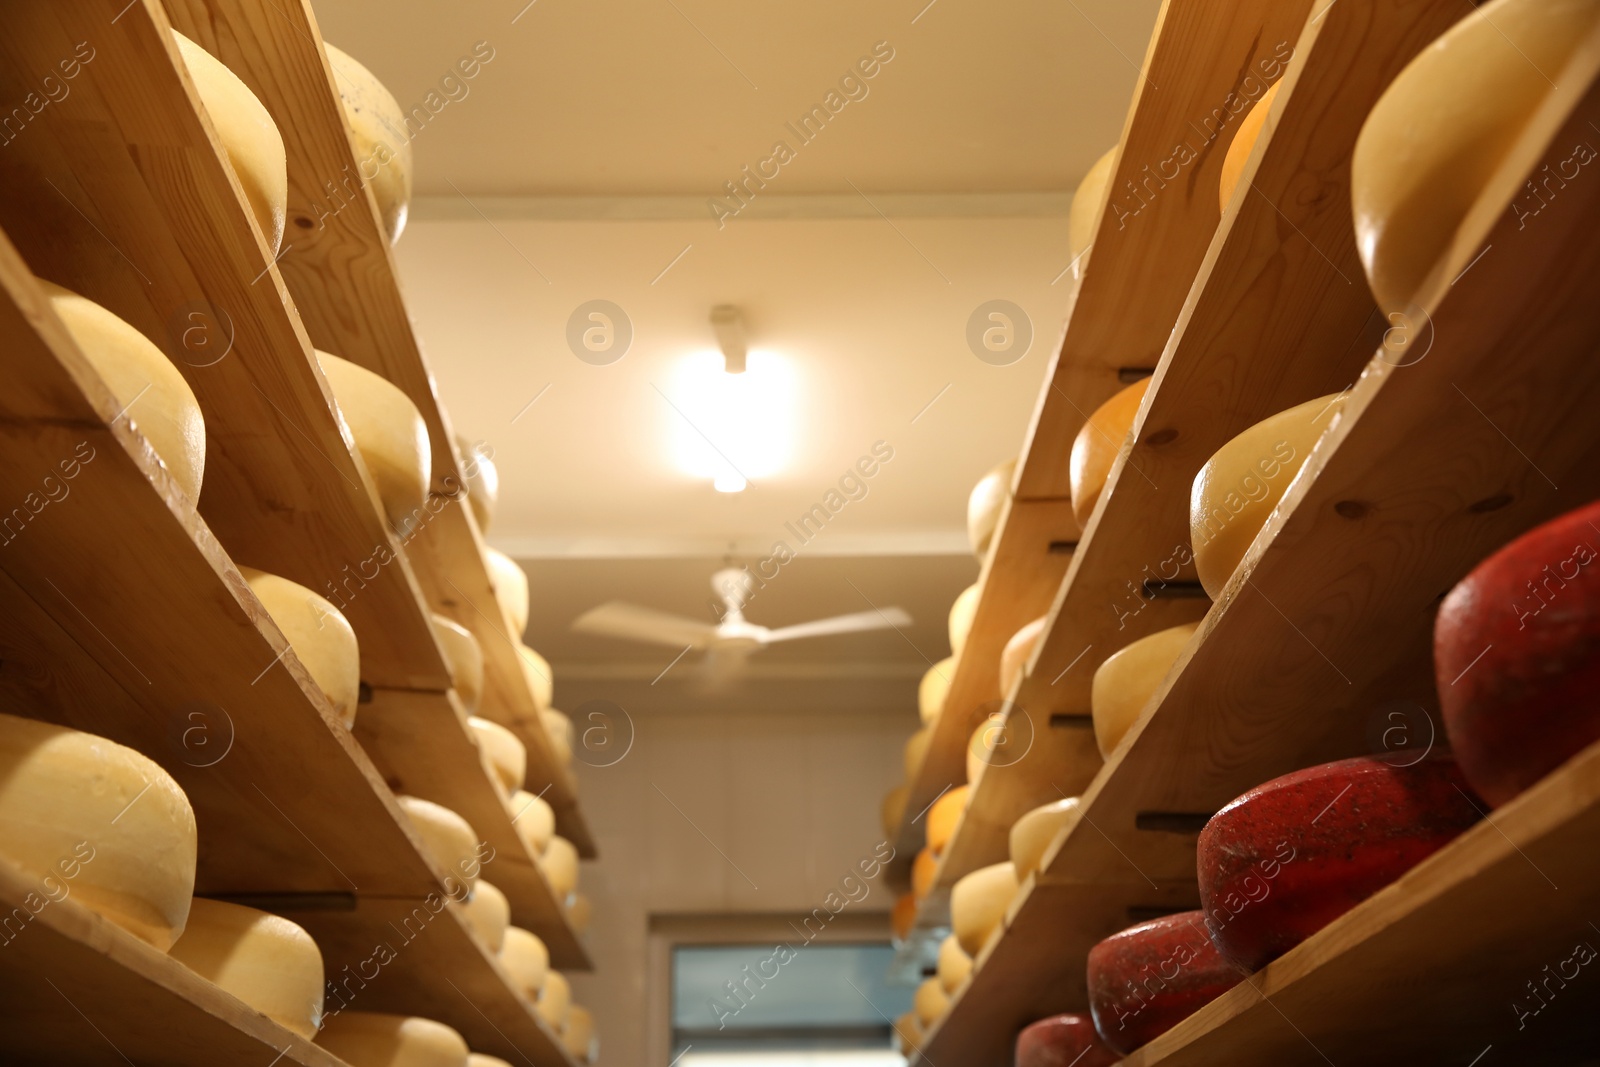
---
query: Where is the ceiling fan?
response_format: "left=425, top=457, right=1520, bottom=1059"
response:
left=572, top=567, right=912, bottom=684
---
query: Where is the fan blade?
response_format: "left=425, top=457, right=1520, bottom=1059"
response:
left=763, top=607, right=913, bottom=644
left=571, top=602, right=719, bottom=648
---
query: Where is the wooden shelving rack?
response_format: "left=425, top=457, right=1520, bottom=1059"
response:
left=903, top=0, right=1600, bottom=1063
left=0, top=0, right=594, bottom=1063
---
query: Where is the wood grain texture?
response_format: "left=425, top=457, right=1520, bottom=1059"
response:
left=0, top=0, right=450, bottom=692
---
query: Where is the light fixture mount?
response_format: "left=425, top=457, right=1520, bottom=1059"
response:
left=710, top=304, right=747, bottom=374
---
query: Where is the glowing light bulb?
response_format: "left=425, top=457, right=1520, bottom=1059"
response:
left=666, top=350, right=796, bottom=491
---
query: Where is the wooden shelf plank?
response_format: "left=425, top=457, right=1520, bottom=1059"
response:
left=357, top=688, right=592, bottom=970
left=0, top=0, right=450, bottom=694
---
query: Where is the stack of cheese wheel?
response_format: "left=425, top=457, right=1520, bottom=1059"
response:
left=323, top=43, right=413, bottom=245
left=999, top=615, right=1047, bottom=694
left=171, top=32, right=287, bottom=255
left=1219, top=81, right=1282, bottom=212
left=1070, top=379, right=1149, bottom=528
left=240, top=567, right=360, bottom=727
left=927, top=784, right=969, bottom=855
left=937, top=933, right=973, bottom=993
left=948, top=583, right=980, bottom=659
left=561, top=1004, right=598, bottom=1062
left=951, top=861, right=1018, bottom=955
left=1352, top=0, right=1600, bottom=312
left=38, top=281, right=206, bottom=503
left=1091, top=623, right=1200, bottom=757
left=1010, top=796, right=1079, bottom=880
left=894, top=1011, right=925, bottom=1056
left=508, top=788, right=555, bottom=856
left=317, top=350, right=432, bottom=533
left=911, top=846, right=939, bottom=901
left=540, top=835, right=580, bottom=900
left=396, top=796, right=479, bottom=891
left=540, top=707, right=573, bottom=765
left=461, top=880, right=510, bottom=953
left=918, top=657, right=954, bottom=726
left=170, top=898, right=325, bottom=1038
left=966, top=459, right=1016, bottom=560
left=469, top=1055, right=513, bottom=1067
left=915, top=975, right=950, bottom=1029
left=0, top=713, right=198, bottom=951
left=499, top=926, right=549, bottom=1000
left=486, top=548, right=530, bottom=637
left=515, top=646, right=554, bottom=714
left=317, top=1011, right=470, bottom=1067
left=1069, top=146, right=1118, bottom=278
left=566, top=893, right=593, bottom=934
left=536, top=969, right=571, bottom=1030
left=432, top=614, right=484, bottom=714
left=456, top=436, right=500, bottom=533
left=470, top=717, right=527, bottom=794
left=1190, top=393, right=1347, bottom=599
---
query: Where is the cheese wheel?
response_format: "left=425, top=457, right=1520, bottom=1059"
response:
left=316, top=1011, right=469, bottom=1067
left=396, top=796, right=479, bottom=892
left=1352, top=0, right=1600, bottom=311
left=323, top=43, right=413, bottom=245
left=1070, top=379, right=1149, bottom=528
left=536, top=969, right=571, bottom=1030
left=894, top=1010, right=925, bottom=1056
left=927, top=785, right=970, bottom=855
left=1092, top=622, right=1201, bottom=758
left=540, top=708, right=572, bottom=765
left=486, top=549, right=530, bottom=636
left=461, top=879, right=509, bottom=953
left=456, top=437, right=500, bottom=535
left=432, top=615, right=484, bottom=713
left=937, top=933, right=973, bottom=993
left=1069, top=146, right=1118, bottom=277
left=499, top=926, right=549, bottom=998
left=1190, top=393, right=1347, bottom=599
left=891, top=891, right=917, bottom=941
left=967, top=459, right=1016, bottom=559
left=540, top=835, right=579, bottom=899
left=469, top=717, right=526, bottom=794
left=1000, top=615, right=1047, bottom=694
left=911, top=847, right=939, bottom=900
left=517, top=646, right=553, bottom=713
left=38, top=280, right=206, bottom=503
left=904, top=726, right=932, bottom=782
left=918, top=657, right=955, bottom=726
left=560, top=1005, right=597, bottom=1063
left=468, top=1056, right=514, bottom=1067
left=0, top=713, right=196, bottom=951
left=317, top=351, right=431, bottom=532
left=508, top=789, right=555, bottom=855
left=1009, top=797, right=1079, bottom=880
left=880, top=784, right=909, bottom=838
left=566, top=892, right=592, bottom=934
left=171, top=32, right=287, bottom=255
left=1219, top=81, right=1281, bottom=213
left=951, top=861, right=1018, bottom=955
left=238, top=568, right=359, bottom=728
left=948, top=583, right=980, bottom=659
left=169, top=898, right=324, bottom=1039
left=915, top=975, right=950, bottom=1028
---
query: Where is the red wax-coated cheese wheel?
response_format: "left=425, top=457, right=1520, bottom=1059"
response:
left=1015, top=1013, right=1119, bottom=1067
left=1086, top=910, right=1242, bottom=1055
left=1197, top=756, right=1482, bottom=972
left=1436, top=499, right=1600, bottom=806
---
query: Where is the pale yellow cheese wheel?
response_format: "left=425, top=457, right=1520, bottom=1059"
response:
left=894, top=1010, right=925, bottom=1056
left=508, top=788, right=555, bottom=855
left=1190, top=393, right=1346, bottom=599
left=1069, top=146, right=1118, bottom=277
left=396, top=796, right=479, bottom=892
left=172, top=32, right=287, bottom=255
left=967, top=720, right=997, bottom=787
left=1009, top=796, right=1080, bottom=880
left=456, top=436, right=500, bottom=535
left=499, top=926, right=549, bottom=998
left=0, top=713, right=196, bottom=952
left=937, top=933, right=972, bottom=994
left=891, top=892, right=917, bottom=941
left=324, top=43, right=413, bottom=245
left=461, top=879, right=509, bottom=954
left=914, top=975, right=950, bottom=1028
left=317, top=351, right=431, bottom=532
left=169, top=898, right=324, bottom=1038
left=951, top=861, right=1018, bottom=955
left=432, top=615, right=484, bottom=713
left=1092, top=622, right=1201, bottom=758
left=566, top=893, right=592, bottom=934
left=880, top=784, right=909, bottom=838
left=927, top=785, right=970, bottom=855
left=486, top=549, right=530, bottom=636
left=517, top=645, right=554, bottom=713
left=1352, top=0, right=1600, bottom=311
left=560, top=1005, right=597, bottom=1063
left=39, top=280, right=206, bottom=503
left=1220, top=81, right=1281, bottom=213
left=239, top=568, right=360, bottom=728
left=948, top=583, right=980, bottom=659
left=999, top=615, right=1047, bottom=694
left=1070, top=379, right=1149, bottom=528
left=918, top=657, right=955, bottom=726
left=911, top=847, right=939, bottom=900
left=469, top=716, right=526, bottom=794
left=316, top=1011, right=469, bottom=1067
left=966, top=459, right=1016, bottom=559
left=903, top=726, right=932, bottom=782
left=468, top=1055, right=514, bottom=1067
left=540, top=708, right=573, bottom=765
left=539, top=835, right=579, bottom=899
left=536, top=969, right=571, bottom=1030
